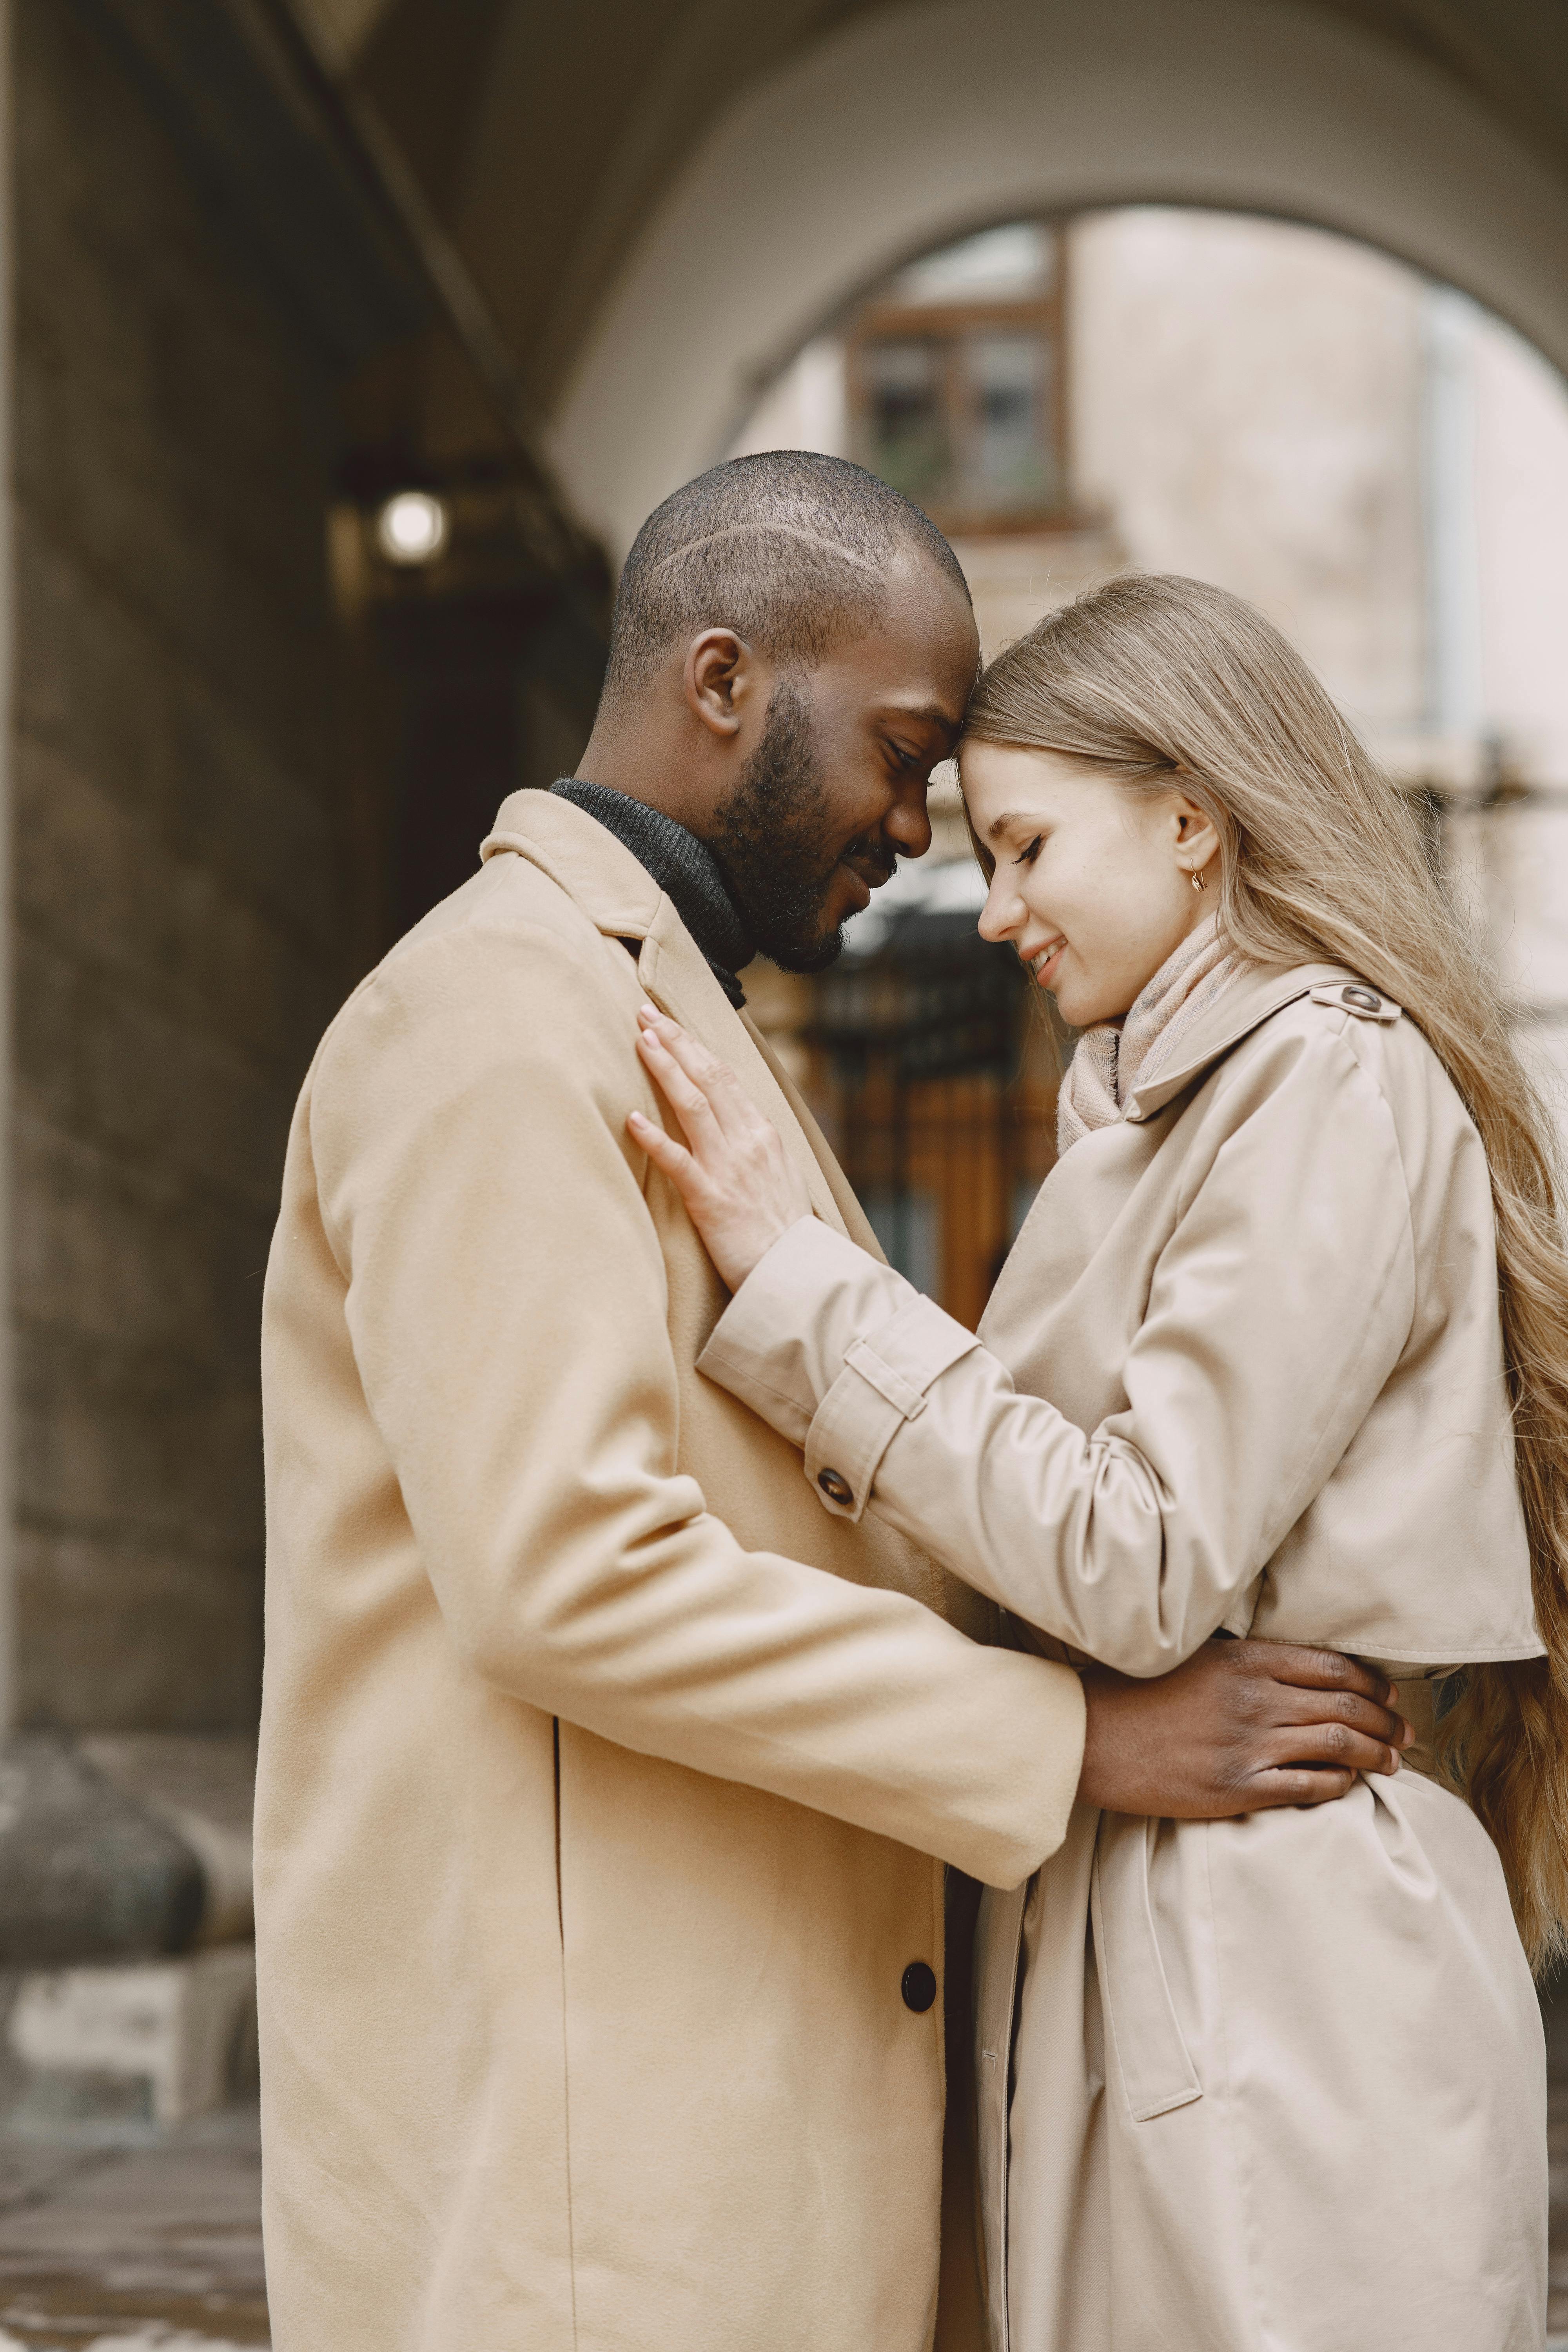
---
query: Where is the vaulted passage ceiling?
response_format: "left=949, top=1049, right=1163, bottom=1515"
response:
left=301, top=0, right=911, bottom=411
left=289, top=0, right=1568, bottom=545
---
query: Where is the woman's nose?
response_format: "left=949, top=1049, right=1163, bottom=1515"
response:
left=978, top=882, right=1021, bottom=944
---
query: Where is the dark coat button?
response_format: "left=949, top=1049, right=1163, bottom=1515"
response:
left=817, top=1468, right=853, bottom=1507
left=901, top=1961, right=938, bottom=2013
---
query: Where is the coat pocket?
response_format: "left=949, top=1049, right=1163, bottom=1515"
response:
left=1091, top=1815, right=1203, bottom=2123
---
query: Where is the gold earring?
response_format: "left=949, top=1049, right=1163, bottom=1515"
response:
left=1191, top=867, right=1206, bottom=893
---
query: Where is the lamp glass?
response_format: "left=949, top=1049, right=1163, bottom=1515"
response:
left=376, top=490, right=448, bottom=566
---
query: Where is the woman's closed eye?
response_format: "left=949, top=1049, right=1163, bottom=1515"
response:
left=1014, top=833, right=1044, bottom=867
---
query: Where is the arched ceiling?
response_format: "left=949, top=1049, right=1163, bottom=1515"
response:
left=302, top=0, right=1568, bottom=547
left=294, top=0, right=398, bottom=70
left=340, top=0, right=909, bottom=408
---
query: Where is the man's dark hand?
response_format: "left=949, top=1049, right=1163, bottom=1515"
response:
left=1078, top=1639, right=1413, bottom=1816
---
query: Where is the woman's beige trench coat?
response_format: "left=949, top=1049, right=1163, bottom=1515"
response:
left=256, top=790, right=1087, bottom=2352
left=700, top=961, right=1548, bottom=2352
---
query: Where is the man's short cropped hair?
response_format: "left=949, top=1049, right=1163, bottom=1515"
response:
left=600, top=451, right=970, bottom=706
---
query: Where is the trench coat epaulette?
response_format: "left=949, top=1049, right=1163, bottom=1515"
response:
left=1308, top=980, right=1403, bottom=1023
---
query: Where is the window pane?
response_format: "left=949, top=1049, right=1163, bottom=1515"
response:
left=958, top=329, right=1059, bottom=517
left=857, top=339, right=952, bottom=508
left=891, top=223, right=1056, bottom=304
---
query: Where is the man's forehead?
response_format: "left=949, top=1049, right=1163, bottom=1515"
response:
left=843, top=628, right=978, bottom=719
left=887, top=549, right=977, bottom=652
left=822, top=637, right=971, bottom=729
left=835, top=573, right=978, bottom=705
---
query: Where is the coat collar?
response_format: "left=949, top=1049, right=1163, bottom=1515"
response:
left=548, top=777, right=753, bottom=1002
left=1121, top=959, right=1364, bottom=1123
left=481, top=790, right=846, bottom=1230
left=483, top=787, right=664, bottom=940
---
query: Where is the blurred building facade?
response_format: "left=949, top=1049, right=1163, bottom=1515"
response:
left=732, top=209, right=1568, bottom=1320
left=0, top=0, right=1564, bottom=2162
left=741, top=207, right=1568, bottom=800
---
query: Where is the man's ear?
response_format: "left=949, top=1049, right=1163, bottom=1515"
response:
left=684, top=628, right=760, bottom=739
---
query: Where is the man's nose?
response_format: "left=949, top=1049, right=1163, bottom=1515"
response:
left=884, top=779, right=934, bottom=861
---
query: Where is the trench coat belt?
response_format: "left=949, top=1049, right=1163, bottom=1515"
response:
left=1091, top=1815, right=1203, bottom=2123
left=976, top=1816, right=1201, bottom=2349
left=1090, top=1690, right=1441, bottom=2126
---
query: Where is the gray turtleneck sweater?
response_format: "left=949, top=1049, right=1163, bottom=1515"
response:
left=549, top=777, right=755, bottom=1007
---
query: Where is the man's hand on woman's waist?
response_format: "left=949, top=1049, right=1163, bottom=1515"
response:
left=1078, top=1639, right=1413, bottom=1816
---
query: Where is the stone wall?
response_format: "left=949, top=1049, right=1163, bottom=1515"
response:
left=9, top=0, right=359, bottom=1730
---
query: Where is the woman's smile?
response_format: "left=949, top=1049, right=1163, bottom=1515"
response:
left=1027, top=936, right=1066, bottom=987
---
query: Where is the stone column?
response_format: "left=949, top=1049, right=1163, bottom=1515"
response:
left=0, top=0, right=15, bottom=1746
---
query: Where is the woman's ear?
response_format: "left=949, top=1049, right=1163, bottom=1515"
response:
left=1172, top=793, right=1221, bottom=882
left=684, top=628, right=757, bottom=739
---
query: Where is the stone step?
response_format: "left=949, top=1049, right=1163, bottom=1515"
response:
left=2, top=1947, right=257, bottom=2132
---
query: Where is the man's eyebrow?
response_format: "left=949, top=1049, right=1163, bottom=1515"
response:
left=876, top=700, right=963, bottom=730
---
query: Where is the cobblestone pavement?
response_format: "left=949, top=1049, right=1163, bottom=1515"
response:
left=1547, top=1973, right=1568, bottom=2341
left=0, top=2109, right=265, bottom=2350
left=0, top=1993, right=1558, bottom=2350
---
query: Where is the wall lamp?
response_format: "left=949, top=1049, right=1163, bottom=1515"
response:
left=375, top=489, right=449, bottom=566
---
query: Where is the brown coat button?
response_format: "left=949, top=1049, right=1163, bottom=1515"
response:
left=817, top=1468, right=853, bottom=1506
left=901, top=1962, right=937, bottom=2013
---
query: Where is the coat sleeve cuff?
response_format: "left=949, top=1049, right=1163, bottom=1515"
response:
left=697, top=1216, right=981, bottom=1524
left=696, top=1215, right=876, bottom=1446
left=804, top=1290, right=982, bottom=1522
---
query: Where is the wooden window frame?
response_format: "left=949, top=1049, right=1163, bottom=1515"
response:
left=846, top=245, right=1072, bottom=537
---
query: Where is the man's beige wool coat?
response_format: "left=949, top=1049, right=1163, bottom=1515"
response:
left=701, top=963, right=1548, bottom=2352
left=255, top=790, right=1087, bottom=2352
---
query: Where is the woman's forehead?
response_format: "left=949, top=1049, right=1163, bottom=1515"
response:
left=962, top=741, right=1098, bottom=817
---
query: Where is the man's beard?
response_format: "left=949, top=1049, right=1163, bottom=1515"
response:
left=709, top=678, right=893, bottom=973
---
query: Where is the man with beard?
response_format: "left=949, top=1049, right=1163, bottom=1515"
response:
left=256, top=452, right=1409, bottom=2352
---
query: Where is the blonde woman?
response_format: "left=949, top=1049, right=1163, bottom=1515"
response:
left=626, top=574, right=1559, bottom=2351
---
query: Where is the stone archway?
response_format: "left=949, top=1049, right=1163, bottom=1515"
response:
left=546, top=0, right=1568, bottom=555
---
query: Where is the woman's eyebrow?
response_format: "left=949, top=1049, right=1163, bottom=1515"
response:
left=985, top=809, right=1030, bottom=841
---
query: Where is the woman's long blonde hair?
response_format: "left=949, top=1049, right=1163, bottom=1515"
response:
left=966, top=572, right=1568, bottom=1970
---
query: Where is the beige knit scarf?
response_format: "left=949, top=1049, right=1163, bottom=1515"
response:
left=1056, top=913, right=1238, bottom=1156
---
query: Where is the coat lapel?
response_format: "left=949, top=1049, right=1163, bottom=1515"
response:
left=483, top=790, right=848, bottom=1236
left=637, top=899, right=846, bottom=1234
